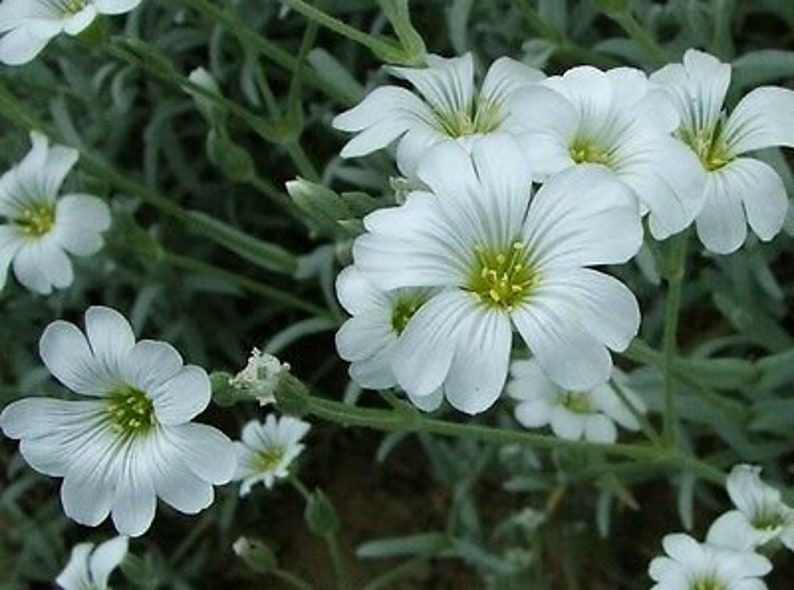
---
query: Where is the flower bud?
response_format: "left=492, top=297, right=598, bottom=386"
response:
left=305, top=490, right=340, bottom=537
left=233, top=537, right=278, bottom=574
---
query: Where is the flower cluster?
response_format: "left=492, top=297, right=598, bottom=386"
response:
left=333, top=48, right=793, bottom=418
left=649, top=464, right=794, bottom=588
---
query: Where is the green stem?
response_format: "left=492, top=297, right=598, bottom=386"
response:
left=661, top=231, right=689, bottom=447
left=294, top=390, right=724, bottom=485
left=362, top=557, right=428, bottom=590
left=608, top=379, right=661, bottom=446
left=180, top=0, right=349, bottom=104
left=324, top=531, right=351, bottom=590
left=165, top=253, right=325, bottom=316
left=282, top=0, right=403, bottom=62
left=272, top=568, right=316, bottom=590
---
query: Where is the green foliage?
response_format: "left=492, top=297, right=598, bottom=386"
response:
left=0, top=0, right=793, bottom=588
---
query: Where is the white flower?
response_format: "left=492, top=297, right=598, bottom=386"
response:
left=0, top=132, right=111, bottom=295
left=352, top=136, right=642, bottom=414
left=233, top=414, right=311, bottom=495
left=335, top=265, right=442, bottom=412
left=651, top=49, right=794, bottom=253
left=229, top=348, right=290, bottom=406
left=56, top=536, right=128, bottom=590
left=333, top=53, right=544, bottom=177
left=649, top=533, right=771, bottom=590
left=507, top=65, right=706, bottom=239
left=506, top=360, right=646, bottom=443
left=0, top=306, right=236, bottom=537
left=0, top=0, right=143, bottom=65
left=707, top=464, right=794, bottom=552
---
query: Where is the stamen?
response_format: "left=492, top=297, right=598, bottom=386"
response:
left=466, top=240, right=540, bottom=310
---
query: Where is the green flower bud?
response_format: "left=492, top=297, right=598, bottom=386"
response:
left=233, top=537, right=278, bottom=574
left=305, top=490, right=340, bottom=537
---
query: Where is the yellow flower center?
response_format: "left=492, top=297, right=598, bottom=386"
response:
left=434, top=99, right=503, bottom=138
left=561, top=391, right=591, bottom=414
left=106, top=386, right=155, bottom=435
left=691, top=578, right=725, bottom=590
left=569, top=137, right=613, bottom=166
left=677, top=120, right=733, bottom=171
left=45, top=0, right=90, bottom=16
left=16, top=203, right=56, bottom=237
left=390, top=293, right=430, bottom=335
left=467, top=241, right=540, bottom=310
left=256, top=446, right=286, bottom=471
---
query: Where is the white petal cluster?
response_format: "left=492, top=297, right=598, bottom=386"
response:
left=233, top=414, right=311, bottom=495
left=347, top=135, right=642, bottom=414
left=506, top=360, right=646, bottom=443
left=507, top=65, right=706, bottom=239
left=0, top=132, right=111, bottom=295
left=707, top=464, right=794, bottom=551
left=335, top=265, right=442, bottom=411
left=649, top=533, right=771, bottom=590
left=333, top=48, right=794, bottom=418
left=652, top=49, right=794, bottom=253
left=334, top=53, right=544, bottom=177
left=229, top=347, right=290, bottom=406
left=56, top=536, right=128, bottom=590
left=0, top=306, right=236, bottom=537
left=0, top=0, right=143, bottom=65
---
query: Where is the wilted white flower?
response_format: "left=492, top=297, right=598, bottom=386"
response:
left=506, top=360, right=646, bottom=443
left=333, top=53, right=544, bottom=176
left=56, top=536, right=128, bottom=590
left=233, top=414, right=311, bottom=495
left=229, top=348, right=290, bottom=406
left=0, top=306, right=236, bottom=537
left=652, top=49, right=794, bottom=253
left=0, top=132, right=110, bottom=295
left=507, top=65, right=706, bottom=239
left=353, top=136, right=642, bottom=414
left=707, top=464, right=794, bottom=552
left=335, top=265, right=442, bottom=412
left=649, top=533, right=771, bottom=590
left=0, top=0, right=143, bottom=65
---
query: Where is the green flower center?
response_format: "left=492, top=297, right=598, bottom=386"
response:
left=44, top=0, right=90, bottom=16
left=106, top=385, right=155, bottom=435
left=434, top=99, right=503, bottom=138
left=467, top=241, right=540, bottom=310
left=561, top=391, right=591, bottom=414
left=569, top=136, right=613, bottom=166
left=677, top=120, right=732, bottom=171
left=256, top=446, right=286, bottom=471
left=751, top=509, right=785, bottom=531
left=691, top=578, right=725, bottom=590
left=16, top=203, right=56, bottom=237
left=390, top=293, right=429, bottom=335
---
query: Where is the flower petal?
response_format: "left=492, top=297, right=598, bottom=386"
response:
left=724, top=86, right=794, bottom=154
left=39, top=320, right=115, bottom=396
left=512, top=294, right=612, bottom=391
left=55, top=544, right=93, bottom=590
left=727, top=158, right=787, bottom=242
left=120, top=340, right=184, bottom=392
left=85, top=306, right=136, bottom=376
left=443, top=305, right=512, bottom=414
left=389, top=54, right=474, bottom=116
left=95, top=0, right=143, bottom=14
left=53, top=194, right=111, bottom=256
left=162, top=423, right=236, bottom=485
left=584, top=414, right=617, bottom=443
left=0, top=24, right=51, bottom=65
left=335, top=309, right=394, bottom=362
left=335, top=265, right=390, bottom=315
left=150, top=365, right=211, bottom=425
left=392, top=290, right=472, bottom=397
left=523, top=166, right=641, bottom=270
left=110, top=451, right=156, bottom=537
left=12, top=237, right=73, bottom=294
left=480, top=56, right=544, bottom=105
left=0, top=225, right=23, bottom=290
left=696, top=168, right=749, bottom=254
left=88, top=536, right=128, bottom=588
